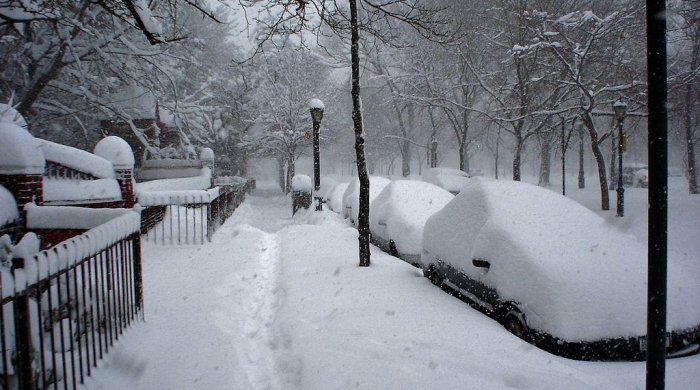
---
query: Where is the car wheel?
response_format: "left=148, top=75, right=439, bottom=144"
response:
left=427, top=266, right=442, bottom=287
left=502, top=309, right=530, bottom=342
left=388, top=240, right=399, bottom=257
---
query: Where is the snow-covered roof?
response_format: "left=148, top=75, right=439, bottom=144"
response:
left=0, top=122, right=45, bottom=174
left=39, top=139, right=115, bottom=179
left=422, top=167, right=470, bottom=194
left=0, top=185, right=19, bottom=226
left=94, top=136, right=135, bottom=169
left=370, top=180, right=453, bottom=256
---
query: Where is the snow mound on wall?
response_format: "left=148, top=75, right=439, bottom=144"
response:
left=370, top=180, right=453, bottom=256
left=0, top=185, right=19, bottom=225
left=25, top=204, right=131, bottom=229
left=43, top=178, right=122, bottom=203
left=94, top=136, right=135, bottom=169
left=136, top=167, right=212, bottom=192
left=39, top=139, right=115, bottom=179
left=0, top=123, right=44, bottom=174
left=423, top=179, right=700, bottom=341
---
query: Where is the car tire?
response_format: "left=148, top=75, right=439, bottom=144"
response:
left=427, top=265, right=442, bottom=287
left=388, top=240, right=399, bottom=257
left=502, top=308, right=530, bottom=342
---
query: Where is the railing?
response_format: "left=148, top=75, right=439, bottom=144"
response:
left=0, top=212, right=142, bottom=390
left=138, top=180, right=253, bottom=245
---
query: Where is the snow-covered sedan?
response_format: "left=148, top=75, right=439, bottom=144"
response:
left=369, top=180, right=453, bottom=266
left=421, top=167, right=470, bottom=195
left=342, top=176, right=391, bottom=225
left=421, top=179, right=700, bottom=360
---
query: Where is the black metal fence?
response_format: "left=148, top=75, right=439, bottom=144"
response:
left=1, top=214, right=142, bottom=390
left=139, top=180, right=253, bottom=245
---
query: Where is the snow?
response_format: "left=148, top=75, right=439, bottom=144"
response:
left=25, top=203, right=132, bottom=229
left=133, top=0, right=163, bottom=35
left=422, top=167, right=470, bottom=194
left=43, top=178, right=122, bottom=203
left=79, top=188, right=700, bottom=390
left=199, top=147, right=214, bottom=162
left=341, top=176, right=391, bottom=223
left=308, top=98, right=325, bottom=110
left=0, top=103, right=27, bottom=128
left=0, top=122, right=45, bottom=174
left=94, top=136, right=135, bottom=169
left=422, top=179, right=700, bottom=341
left=136, top=167, right=212, bottom=192
left=369, top=180, right=453, bottom=257
left=327, top=182, right=349, bottom=212
left=39, top=139, right=115, bottom=179
left=137, top=187, right=220, bottom=207
left=291, top=174, right=313, bottom=192
left=0, top=185, right=19, bottom=226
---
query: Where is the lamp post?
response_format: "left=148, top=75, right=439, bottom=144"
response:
left=309, top=98, right=325, bottom=210
left=613, top=100, right=628, bottom=217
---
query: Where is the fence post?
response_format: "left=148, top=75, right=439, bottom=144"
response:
left=12, top=257, right=35, bottom=390
left=132, top=234, right=144, bottom=316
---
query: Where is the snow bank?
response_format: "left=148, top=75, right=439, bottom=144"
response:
left=25, top=203, right=132, bottom=229
left=0, top=123, right=44, bottom=174
left=370, top=180, right=453, bottom=256
left=94, top=136, right=135, bottom=169
left=0, top=185, right=18, bottom=225
left=341, top=176, right=391, bottom=223
left=39, top=139, right=115, bottom=179
left=136, top=167, right=212, bottom=192
left=43, top=178, right=121, bottom=203
left=137, top=187, right=220, bottom=206
left=291, top=174, right=313, bottom=192
left=423, top=179, right=700, bottom=341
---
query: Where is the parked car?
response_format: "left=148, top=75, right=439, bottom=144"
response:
left=422, top=167, right=470, bottom=195
left=421, top=179, right=700, bottom=361
left=327, top=182, right=350, bottom=213
left=341, top=176, right=391, bottom=225
left=369, top=180, right=453, bottom=266
left=621, top=163, right=648, bottom=187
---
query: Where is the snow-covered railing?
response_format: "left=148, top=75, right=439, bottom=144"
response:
left=0, top=211, right=143, bottom=389
left=138, top=179, right=254, bottom=245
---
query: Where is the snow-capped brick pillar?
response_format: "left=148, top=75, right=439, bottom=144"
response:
left=94, top=136, right=136, bottom=208
left=200, top=147, right=215, bottom=188
left=0, top=123, right=45, bottom=216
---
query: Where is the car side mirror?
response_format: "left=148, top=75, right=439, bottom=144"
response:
left=472, top=258, right=490, bottom=270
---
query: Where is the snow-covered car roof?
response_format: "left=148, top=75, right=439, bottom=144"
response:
left=370, top=180, right=453, bottom=257
left=422, top=179, right=700, bottom=341
left=422, top=167, right=470, bottom=194
left=341, top=176, right=391, bottom=224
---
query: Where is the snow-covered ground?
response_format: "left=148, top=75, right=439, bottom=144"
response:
left=82, top=178, right=700, bottom=390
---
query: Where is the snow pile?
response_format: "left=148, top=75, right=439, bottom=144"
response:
left=341, top=176, right=391, bottom=223
left=137, top=187, right=220, bottom=206
left=137, top=167, right=212, bottom=192
left=39, top=139, right=115, bottom=179
left=0, top=123, right=44, bottom=174
left=291, top=174, right=313, bottom=192
left=421, top=167, right=470, bottom=194
left=25, top=203, right=131, bottom=229
left=0, top=185, right=18, bottom=226
left=423, top=179, right=700, bottom=341
left=370, top=180, right=453, bottom=256
left=94, top=136, right=135, bottom=169
left=308, top=98, right=325, bottom=110
left=43, top=178, right=122, bottom=203
left=327, top=182, right=349, bottom=213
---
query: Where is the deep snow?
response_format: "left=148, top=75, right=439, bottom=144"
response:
left=80, top=178, right=700, bottom=390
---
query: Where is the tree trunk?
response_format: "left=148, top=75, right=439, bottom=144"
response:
left=538, top=138, right=551, bottom=187
left=685, top=83, right=699, bottom=194
left=578, top=124, right=585, bottom=189
left=278, top=157, right=286, bottom=192
left=582, top=113, right=610, bottom=210
left=350, top=0, right=371, bottom=267
left=512, top=135, right=523, bottom=181
left=401, top=139, right=411, bottom=177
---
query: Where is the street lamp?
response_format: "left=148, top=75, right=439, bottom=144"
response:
left=613, top=100, right=628, bottom=217
left=309, top=98, right=325, bottom=211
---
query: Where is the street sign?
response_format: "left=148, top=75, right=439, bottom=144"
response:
left=304, top=131, right=312, bottom=140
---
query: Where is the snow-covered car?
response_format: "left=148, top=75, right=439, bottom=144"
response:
left=621, top=163, right=647, bottom=187
left=342, top=176, right=391, bottom=225
left=369, top=180, right=453, bottom=266
left=632, top=168, right=648, bottom=188
left=421, top=167, right=470, bottom=195
left=327, top=182, right=350, bottom=213
left=421, top=179, right=700, bottom=360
